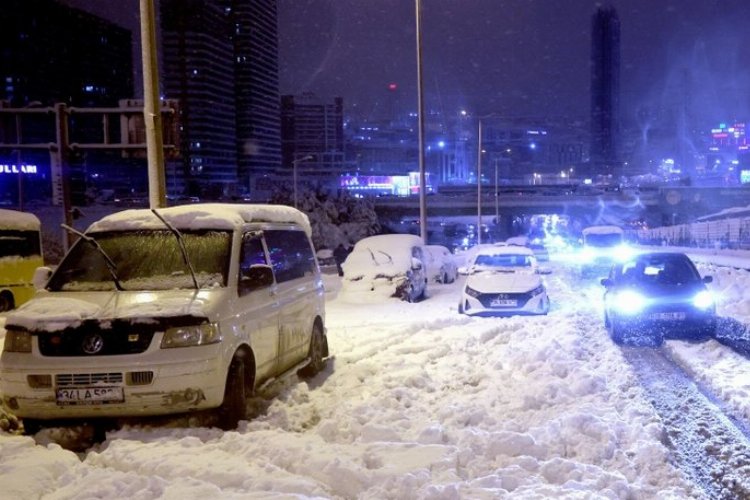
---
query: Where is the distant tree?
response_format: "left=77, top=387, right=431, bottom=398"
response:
left=269, top=186, right=381, bottom=250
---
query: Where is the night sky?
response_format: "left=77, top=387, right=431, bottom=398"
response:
left=63, top=0, right=750, bottom=127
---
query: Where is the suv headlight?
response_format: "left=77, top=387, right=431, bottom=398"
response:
left=465, top=286, right=481, bottom=298
left=161, top=323, right=222, bottom=348
left=3, top=329, right=32, bottom=353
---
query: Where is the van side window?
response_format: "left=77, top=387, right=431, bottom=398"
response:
left=240, top=233, right=268, bottom=275
left=264, top=230, right=315, bottom=283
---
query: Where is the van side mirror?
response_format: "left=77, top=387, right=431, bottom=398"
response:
left=33, top=266, right=53, bottom=290
left=239, top=264, right=274, bottom=295
left=702, top=275, right=713, bottom=284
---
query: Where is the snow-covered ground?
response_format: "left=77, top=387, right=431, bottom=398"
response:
left=1, top=251, right=750, bottom=498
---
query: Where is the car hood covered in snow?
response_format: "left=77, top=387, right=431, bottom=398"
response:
left=465, top=269, right=543, bottom=294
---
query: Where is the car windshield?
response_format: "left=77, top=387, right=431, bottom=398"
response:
left=474, top=253, right=532, bottom=268
left=47, top=230, right=232, bottom=291
left=618, top=256, right=700, bottom=285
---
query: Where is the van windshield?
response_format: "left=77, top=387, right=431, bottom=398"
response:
left=584, top=233, right=622, bottom=247
left=47, top=229, right=232, bottom=291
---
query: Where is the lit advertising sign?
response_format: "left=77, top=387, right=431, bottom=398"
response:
left=0, top=164, right=38, bottom=175
left=741, top=170, right=750, bottom=184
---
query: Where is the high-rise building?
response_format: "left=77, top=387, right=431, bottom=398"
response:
left=590, top=5, right=621, bottom=176
left=230, top=0, right=282, bottom=185
left=161, top=0, right=237, bottom=197
left=160, top=0, right=281, bottom=198
left=0, top=0, right=134, bottom=204
left=281, top=93, right=345, bottom=176
left=0, top=0, right=133, bottom=108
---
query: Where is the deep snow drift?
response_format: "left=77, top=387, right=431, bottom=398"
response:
left=1, top=251, right=750, bottom=498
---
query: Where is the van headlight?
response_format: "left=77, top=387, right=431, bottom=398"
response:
left=161, top=323, right=222, bottom=348
left=3, top=329, right=32, bottom=353
left=613, top=245, right=634, bottom=262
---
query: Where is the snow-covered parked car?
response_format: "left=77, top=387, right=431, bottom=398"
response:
left=341, top=234, right=428, bottom=302
left=424, top=244, right=458, bottom=284
left=0, top=203, right=328, bottom=433
left=459, top=244, right=550, bottom=316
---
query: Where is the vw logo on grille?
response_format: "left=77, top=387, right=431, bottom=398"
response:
left=81, top=333, right=105, bottom=355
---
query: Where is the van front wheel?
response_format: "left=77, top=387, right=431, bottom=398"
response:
left=298, top=324, right=326, bottom=378
left=217, top=356, right=248, bottom=430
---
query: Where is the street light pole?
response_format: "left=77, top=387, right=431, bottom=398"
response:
left=477, top=119, right=483, bottom=245
left=140, top=0, right=166, bottom=209
left=415, top=0, right=428, bottom=243
left=293, top=155, right=314, bottom=209
left=494, top=158, right=499, bottom=227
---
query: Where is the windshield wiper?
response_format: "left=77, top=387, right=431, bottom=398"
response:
left=62, top=224, right=123, bottom=291
left=151, top=209, right=199, bottom=289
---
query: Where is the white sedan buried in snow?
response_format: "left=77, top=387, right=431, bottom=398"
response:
left=458, top=245, right=550, bottom=316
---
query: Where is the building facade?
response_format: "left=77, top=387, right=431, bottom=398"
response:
left=281, top=92, right=346, bottom=177
left=161, top=0, right=281, bottom=198
left=0, top=0, right=134, bottom=205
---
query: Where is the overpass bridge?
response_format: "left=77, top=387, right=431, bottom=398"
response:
left=372, top=186, right=750, bottom=236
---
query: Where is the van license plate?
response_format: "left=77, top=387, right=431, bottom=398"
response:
left=491, top=299, right=517, bottom=307
left=56, top=387, right=124, bottom=405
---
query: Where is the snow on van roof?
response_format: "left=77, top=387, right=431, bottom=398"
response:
left=582, top=225, right=623, bottom=235
left=0, top=208, right=41, bottom=231
left=86, top=203, right=311, bottom=235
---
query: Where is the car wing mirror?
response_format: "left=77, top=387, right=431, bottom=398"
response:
left=600, top=278, right=613, bottom=288
left=702, top=275, right=713, bottom=284
left=239, top=264, right=274, bottom=295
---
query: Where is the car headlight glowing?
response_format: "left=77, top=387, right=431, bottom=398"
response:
left=3, top=329, right=32, bottom=353
left=465, top=286, right=481, bottom=298
left=613, top=245, right=634, bottom=262
left=613, top=289, right=646, bottom=315
left=161, top=323, right=222, bottom=348
left=578, top=247, right=595, bottom=263
left=692, top=290, right=714, bottom=309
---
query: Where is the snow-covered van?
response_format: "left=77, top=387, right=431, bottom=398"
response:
left=0, top=208, right=43, bottom=311
left=0, top=204, right=328, bottom=431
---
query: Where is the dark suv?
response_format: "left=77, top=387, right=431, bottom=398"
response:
left=601, top=252, right=716, bottom=346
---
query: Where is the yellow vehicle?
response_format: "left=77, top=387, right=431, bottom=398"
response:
left=0, top=208, right=43, bottom=311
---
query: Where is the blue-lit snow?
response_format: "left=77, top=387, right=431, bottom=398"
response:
left=1, top=247, right=750, bottom=498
